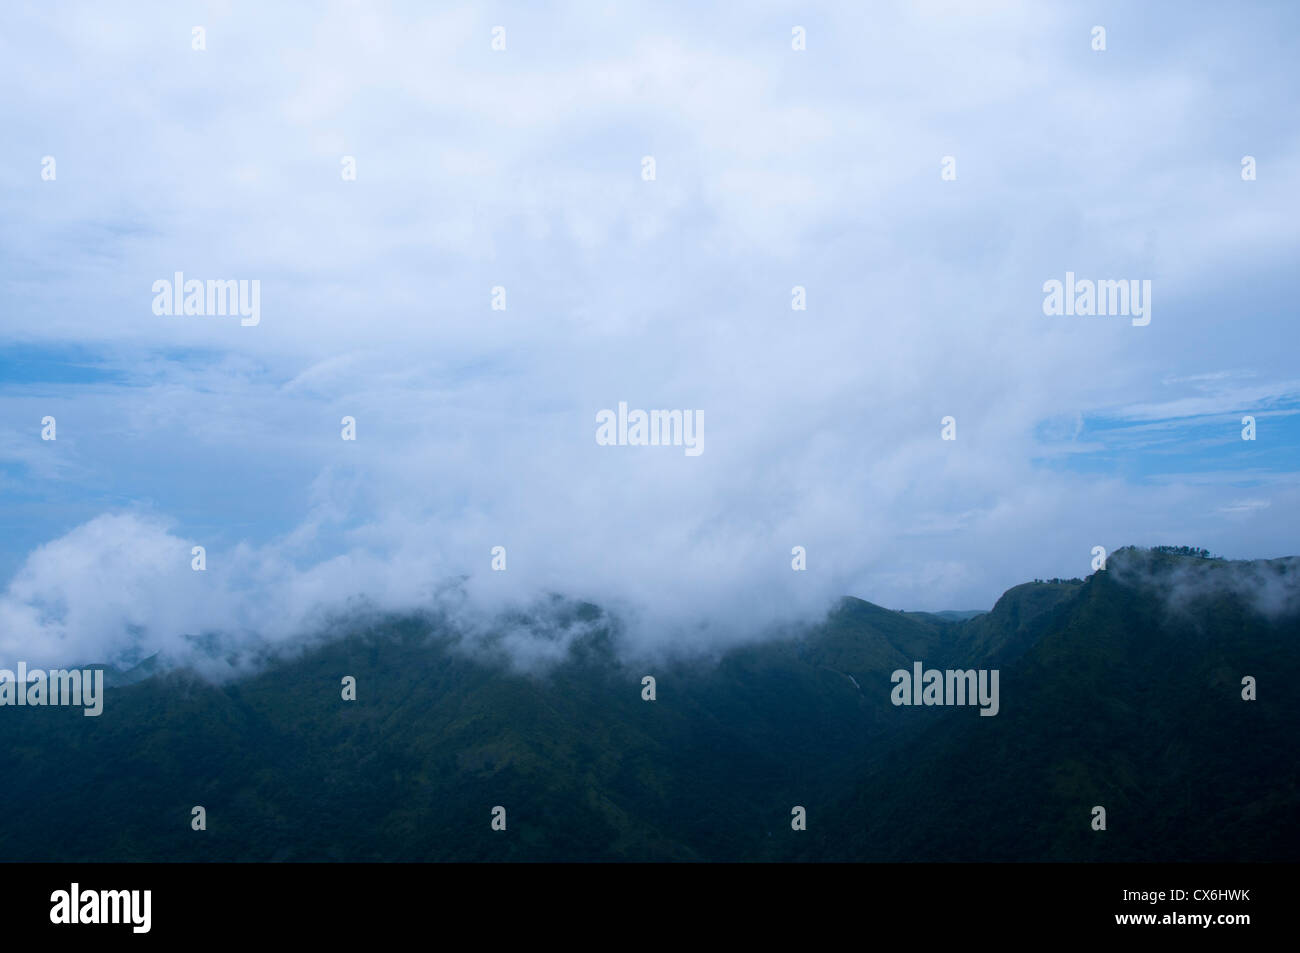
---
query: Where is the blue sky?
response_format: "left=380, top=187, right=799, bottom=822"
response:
left=1, top=1, right=1298, bottom=669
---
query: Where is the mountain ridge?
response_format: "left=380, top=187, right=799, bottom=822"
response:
left=1, top=545, right=1295, bottom=862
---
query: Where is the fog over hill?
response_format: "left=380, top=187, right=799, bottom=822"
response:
left=1, top=546, right=1294, bottom=862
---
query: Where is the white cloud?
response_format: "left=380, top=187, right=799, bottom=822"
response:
left=2, top=1, right=1299, bottom=668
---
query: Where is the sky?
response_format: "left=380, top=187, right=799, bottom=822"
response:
left=1, top=0, right=1298, bottom=670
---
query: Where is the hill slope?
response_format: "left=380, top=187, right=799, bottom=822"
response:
left=0, top=547, right=1295, bottom=861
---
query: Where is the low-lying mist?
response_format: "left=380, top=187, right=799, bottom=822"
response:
left=2, top=511, right=1295, bottom=681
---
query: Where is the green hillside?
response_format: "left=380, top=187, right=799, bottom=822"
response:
left=0, top=547, right=1295, bottom=862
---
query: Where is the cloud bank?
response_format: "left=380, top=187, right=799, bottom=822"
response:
left=1, top=1, right=1298, bottom=669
